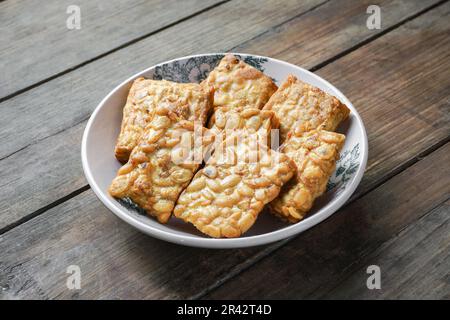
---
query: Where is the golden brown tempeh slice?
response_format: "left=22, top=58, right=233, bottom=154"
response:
left=202, top=54, right=278, bottom=110
left=270, top=129, right=345, bottom=223
left=208, top=107, right=279, bottom=149
left=174, top=135, right=296, bottom=238
left=115, top=77, right=213, bottom=163
left=263, top=74, right=350, bottom=143
left=109, top=107, right=214, bottom=223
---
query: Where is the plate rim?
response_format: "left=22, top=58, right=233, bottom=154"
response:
left=81, top=52, right=368, bottom=249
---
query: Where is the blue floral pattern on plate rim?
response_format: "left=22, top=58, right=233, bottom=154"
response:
left=147, top=54, right=360, bottom=195
left=81, top=52, right=368, bottom=247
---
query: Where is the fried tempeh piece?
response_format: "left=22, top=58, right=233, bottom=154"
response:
left=174, top=135, right=295, bottom=238
left=270, top=129, right=345, bottom=223
left=115, top=77, right=213, bottom=163
left=208, top=107, right=279, bottom=149
left=109, top=107, right=214, bottom=223
left=263, top=74, right=350, bottom=143
left=202, top=54, right=278, bottom=110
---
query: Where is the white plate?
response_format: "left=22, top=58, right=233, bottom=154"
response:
left=81, top=53, right=368, bottom=248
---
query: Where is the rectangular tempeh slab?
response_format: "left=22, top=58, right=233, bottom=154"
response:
left=202, top=54, right=278, bottom=110
left=109, top=107, right=214, bottom=223
left=174, top=134, right=296, bottom=238
left=208, top=107, right=279, bottom=148
left=270, top=129, right=345, bottom=223
left=115, top=77, right=213, bottom=163
left=263, top=74, right=350, bottom=143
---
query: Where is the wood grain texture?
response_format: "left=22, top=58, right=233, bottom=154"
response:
left=0, top=0, right=224, bottom=99
left=1, top=141, right=448, bottom=299
left=313, top=4, right=450, bottom=197
left=0, top=0, right=330, bottom=164
left=233, top=0, right=440, bottom=69
left=322, top=200, right=450, bottom=299
left=205, top=143, right=450, bottom=299
left=1, top=4, right=449, bottom=298
left=0, top=0, right=444, bottom=232
left=0, top=0, right=326, bottom=160
left=0, top=190, right=263, bottom=299
left=0, top=0, right=327, bottom=230
left=1, top=0, right=441, bottom=161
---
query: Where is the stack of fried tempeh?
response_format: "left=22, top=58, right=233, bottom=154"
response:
left=109, top=54, right=349, bottom=237
left=263, top=74, right=349, bottom=223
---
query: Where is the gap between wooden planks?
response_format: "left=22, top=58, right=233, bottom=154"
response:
left=0, top=2, right=449, bottom=299
left=0, top=0, right=228, bottom=100
left=321, top=200, right=450, bottom=300
left=204, top=145, right=450, bottom=299
left=0, top=0, right=446, bottom=233
left=0, top=0, right=328, bottom=160
left=0, top=0, right=332, bottom=232
left=201, top=2, right=450, bottom=298
left=0, top=142, right=448, bottom=299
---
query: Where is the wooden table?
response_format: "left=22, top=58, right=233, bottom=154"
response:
left=0, top=0, right=449, bottom=300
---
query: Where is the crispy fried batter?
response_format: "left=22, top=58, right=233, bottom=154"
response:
left=115, top=77, right=213, bottom=163
left=202, top=54, right=278, bottom=110
left=270, top=129, right=345, bottom=223
left=208, top=107, right=279, bottom=149
left=263, top=74, right=350, bottom=143
left=174, top=135, right=295, bottom=238
left=109, top=107, right=214, bottom=223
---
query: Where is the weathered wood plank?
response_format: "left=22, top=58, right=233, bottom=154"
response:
left=1, top=3, right=450, bottom=298
left=238, top=0, right=450, bottom=197
left=0, top=0, right=327, bottom=159
left=321, top=200, right=450, bottom=299
left=0, top=0, right=224, bottom=99
left=0, top=0, right=327, bottom=231
left=1, top=141, right=448, bottom=299
left=1, top=0, right=441, bottom=160
left=205, top=144, right=450, bottom=299
left=0, top=190, right=263, bottom=299
left=233, top=0, right=441, bottom=69
left=0, top=0, right=445, bottom=231
left=318, top=26, right=450, bottom=196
